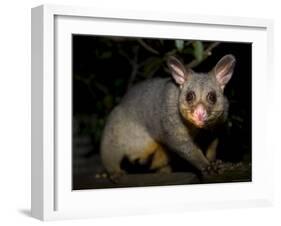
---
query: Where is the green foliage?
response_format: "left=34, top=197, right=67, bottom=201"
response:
left=175, top=40, right=184, bottom=52
left=192, top=41, right=204, bottom=62
left=142, top=57, right=163, bottom=77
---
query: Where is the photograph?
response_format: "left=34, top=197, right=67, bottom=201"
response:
left=72, top=35, right=252, bottom=190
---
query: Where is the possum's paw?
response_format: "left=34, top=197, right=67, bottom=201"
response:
left=109, top=171, right=126, bottom=184
left=95, top=172, right=108, bottom=179
left=202, top=159, right=224, bottom=176
left=157, top=165, right=172, bottom=174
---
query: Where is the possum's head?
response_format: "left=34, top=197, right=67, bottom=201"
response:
left=167, top=55, right=236, bottom=128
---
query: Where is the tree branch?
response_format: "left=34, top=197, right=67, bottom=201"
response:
left=119, top=46, right=140, bottom=90
left=186, top=42, right=220, bottom=68
left=137, top=39, right=160, bottom=55
left=126, top=47, right=139, bottom=90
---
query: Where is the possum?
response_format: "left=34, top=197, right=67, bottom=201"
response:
left=100, top=54, right=236, bottom=178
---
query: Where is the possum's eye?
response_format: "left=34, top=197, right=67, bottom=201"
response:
left=207, top=91, right=217, bottom=104
left=186, top=91, right=196, bottom=103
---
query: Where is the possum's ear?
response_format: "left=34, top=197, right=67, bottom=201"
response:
left=167, top=56, right=192, bottom=86
left=213, top=54, right=236, bottom=90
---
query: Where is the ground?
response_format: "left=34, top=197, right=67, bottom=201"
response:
left=73, top=136, right=251, bottom=190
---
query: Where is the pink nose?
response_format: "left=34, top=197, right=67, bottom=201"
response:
left=194, top=104, right=207, bottom=122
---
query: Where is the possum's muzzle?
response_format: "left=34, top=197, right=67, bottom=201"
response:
left=189, top=104, right=208, bottom=128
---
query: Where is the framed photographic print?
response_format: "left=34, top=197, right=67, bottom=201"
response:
left=31, top=4, right=274, bottom=221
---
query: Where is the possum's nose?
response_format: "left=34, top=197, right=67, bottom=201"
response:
left=193, top=104, right=207, bottom=124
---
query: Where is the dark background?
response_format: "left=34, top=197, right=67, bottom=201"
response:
left=72, top=35, right=252, bottom=188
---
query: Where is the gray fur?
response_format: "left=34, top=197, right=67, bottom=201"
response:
left=100, top=55, right=235, bottom=175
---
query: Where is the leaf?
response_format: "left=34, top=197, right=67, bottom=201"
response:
left=175, top=40, right=184, bottom=52
left=103, top=95, right=113, bottom=109
left=183, top=46, right=194, bottom=54
left=100, top=51, right=112, bottom=59
left=114, top=79, right=124, bottom=88
left=192, top=41, right=204, bottom=61
left=143, top=57, right=162, bottom=77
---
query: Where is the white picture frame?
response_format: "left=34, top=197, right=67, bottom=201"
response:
left=31, top=4, right=274, bottom=221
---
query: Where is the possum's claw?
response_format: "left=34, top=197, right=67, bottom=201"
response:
left=202, top=159, right=224, bottom=176
left=109, top=171, right=126, bottom=184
